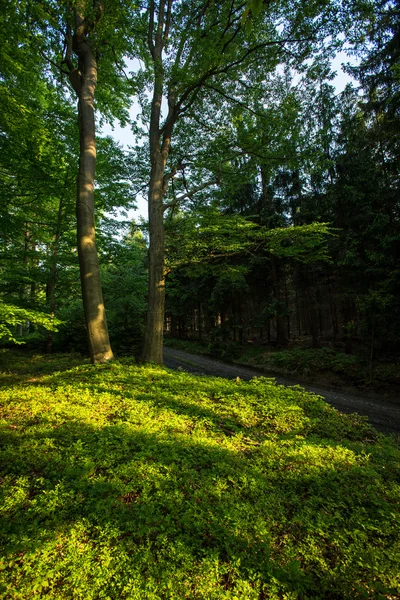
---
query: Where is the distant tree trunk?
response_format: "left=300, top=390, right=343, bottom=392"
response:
left=30, top=239, right=37, bottom=306
left=170, top=314, right=178, bottom=338
left=198, top=303, right=202, bottom=340
left=304, top=283, right=320, bottom=349
left=46, top=196, right=64, bottom=353
left=271, top=256, right=288, bottom=348
left=295, top=289, right=301, bottom=336
left=316, top=284, right=324, bottom=339
left=309, top=290, right=320, bottom=348
left=67, top=3, right=113, bottom=364
left=284, top=277, right=290, bottom=340
left=327, top=270, right=338, bottom=337
left=238, top=303, right=243, bottom=344
left=18, top=225, right=30, bottom=337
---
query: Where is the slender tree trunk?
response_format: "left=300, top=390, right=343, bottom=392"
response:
left=69, top=9, right=113, bottom=364
left=17, top=225, right=30, bottom=337
left=46, top=196, right=64, bottom=353
left=309, top=290, right=320, bottom=348
left=284, top=276, right=290, bottom=340
left=271, top=256, right=288, bottom=348
left=295, top=289, right=301, bottom=336
left=327, top=271, right=338, bottom=337
left=198, top=302, right=202, bottom=340
left=316, top=283, right=324, bottom=338
left=142, top=2, right=174, bottom=364
left=170, top=314, right=178, bottom=338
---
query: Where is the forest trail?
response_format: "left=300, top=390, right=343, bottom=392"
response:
left=163, top=347, right=400, bottom=435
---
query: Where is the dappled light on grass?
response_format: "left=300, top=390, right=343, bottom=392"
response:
left=0, top=351, right=399, bottom=599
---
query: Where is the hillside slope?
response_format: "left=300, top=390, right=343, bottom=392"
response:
left=0, top=351, right=399, bottom=599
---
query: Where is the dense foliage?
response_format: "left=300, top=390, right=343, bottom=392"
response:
left=0, top=351, right=399, bottom=599
left=0, top=0, right=398, bottom=368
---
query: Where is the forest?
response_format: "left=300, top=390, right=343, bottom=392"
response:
left=1, top=0, right=400, bottom=598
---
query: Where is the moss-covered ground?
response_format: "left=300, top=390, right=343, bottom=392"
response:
left=0, top=349, right=399, bottom=599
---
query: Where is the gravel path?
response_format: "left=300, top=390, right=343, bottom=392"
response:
left=163, top=347, right=400, bottom=435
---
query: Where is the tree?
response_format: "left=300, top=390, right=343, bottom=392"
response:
left=18, top=0, right=135, bottom=362
left=136, top=0, right=348, bottom=363
left=1, top=1, right=139, bottom=357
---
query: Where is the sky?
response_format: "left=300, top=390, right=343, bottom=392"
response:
left=101, top=52, right=354, bottom=223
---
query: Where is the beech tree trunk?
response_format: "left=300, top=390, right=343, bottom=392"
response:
left=142, top=159, right=166, bottom=363
left=68, top=4, right=113, bottom=364
left=142, top=2, right=174, bottom=364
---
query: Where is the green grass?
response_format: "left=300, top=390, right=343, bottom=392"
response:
left=0, top=349, right=399, bottom=599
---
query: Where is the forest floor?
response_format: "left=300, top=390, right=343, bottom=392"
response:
left=163, top=347, right=400, bottom=435
left=0, top=349, right=399, bottom=599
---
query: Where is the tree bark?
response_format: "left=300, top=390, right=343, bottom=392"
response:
left=68, top=4, right=113, bottom=364
left=142, top=1, right=174, bottom=364
left=142, top=157, right=166, bottom=363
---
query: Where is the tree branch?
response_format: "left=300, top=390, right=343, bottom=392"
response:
left=39, top=48, right=69, bottom=75
left=148, top=0, right=156, bottom=58
left=163, top=0, right=173, bottom=45
left=203, top=83, right=267, bottom=118
left=163, top=178, right=218, bottom=211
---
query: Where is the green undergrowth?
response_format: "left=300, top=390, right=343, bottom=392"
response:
left=0, top=350, right=399, bottom=599
left=164, top=337, right=210, bottom=356
left=239, top=347, right=400, bottom=389
left=164, top=339, right=400, bottom=390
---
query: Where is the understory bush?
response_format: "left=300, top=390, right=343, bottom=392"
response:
left=207, top=340, right=243, bottom=361
left=0, top=350, right=399, bottom=599
left=270, top=348, right=361, bottom=377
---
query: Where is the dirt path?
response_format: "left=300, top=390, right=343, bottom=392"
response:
left=163, top=347, right=400, bottom=435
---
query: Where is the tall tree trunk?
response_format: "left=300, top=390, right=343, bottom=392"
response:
left=68, top=5, right=113, bottom=364
left=142, top=1, right=174, bottom=364
left=76, top=66, right=113, bottom=363
left=142, top=159, right=166, bottom=363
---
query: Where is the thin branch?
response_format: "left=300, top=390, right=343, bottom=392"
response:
left=221, top=22, right=242, bottom=55
left=162, top=164, right=177, bottom=194
left=63, top=18, right=74, bottom=71
left=163, top=0, right=173, bottom=45
left=203, top=83, right=267, bottom=118
left=163, top=178, right=218, bottom=211
left=148, top=0, right=156, bottom=58
left=172, top=37, right=308, bottom=118
left=213, top=37, right=313, bottom=78
left=110, top=46, right=134, bottom=84
left=156, top=0, right=166, bottom=51
left=39, top=48, right=69, bottom=75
